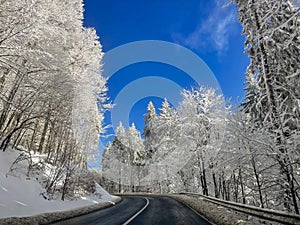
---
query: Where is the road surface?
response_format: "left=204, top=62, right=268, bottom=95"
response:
left=50, top=196, right=212, bottom=225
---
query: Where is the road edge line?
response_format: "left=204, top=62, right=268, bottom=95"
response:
left=122, top=197, right=149, bottom=225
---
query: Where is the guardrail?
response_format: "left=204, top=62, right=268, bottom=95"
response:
left=179, top=192, right=300, bottom=225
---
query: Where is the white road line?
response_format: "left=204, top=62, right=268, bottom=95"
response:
left=122, top=197, right=149, bottom=225
left=1, top=186, right=8, bottom=192
left=14, top=200, right=28, bottom=206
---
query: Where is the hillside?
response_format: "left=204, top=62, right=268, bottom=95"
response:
left=0, top=148, right=117, bottom=218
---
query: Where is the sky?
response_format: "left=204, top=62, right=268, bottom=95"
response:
left=83, top=0, right=249, bottom=147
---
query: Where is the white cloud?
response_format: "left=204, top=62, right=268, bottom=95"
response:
left=212, top=10, right=236, bottom=52
left=172, top=0, right=238, bottom=55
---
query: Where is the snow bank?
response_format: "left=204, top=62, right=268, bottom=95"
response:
left=0, top=198, right=121, bottom=225
left=170, top=195, right=281, bottom=225
left=0, top=149, right=119, bottom=219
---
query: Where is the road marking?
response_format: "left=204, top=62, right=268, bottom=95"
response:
left=14, top=200, right=27, bottom=206
left=122, top=197, right=149, bottom=225
left=1, top=186, right=8, bottom=192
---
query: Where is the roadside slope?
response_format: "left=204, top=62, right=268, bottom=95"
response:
left=0, top=149, right=119, bottom=220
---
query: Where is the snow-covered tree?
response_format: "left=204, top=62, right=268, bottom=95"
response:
left=178, top=87, right=226, bottom=195
left=236, top=0, right=300, bottom=213
left=0, top=0, right=109, bottom=199
left=102, top=122, right=146, bottom=192
left=143, top=101, right=158, bottom=156
left=102, top=138, right=127, bottom=193
left=155, top=99, right=180, bottom=160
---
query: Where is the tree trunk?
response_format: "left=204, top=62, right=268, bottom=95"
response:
left=239, top=167, right=246, bottom=204
left=0, top=69, right=26, bottom=131
left=212, top=172, right=219, bottom=198
left=251, top=155, right=264, bottom=208
left=37, top=115, right=50, bottom=153
left=233, top=172, right=239, bottom=202
left=30, top=119, right=39, bottom=153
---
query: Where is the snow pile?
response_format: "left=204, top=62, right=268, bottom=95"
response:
left=94, top=183, right=116, bottom=202
left=0, top=149, right=118, bottom=219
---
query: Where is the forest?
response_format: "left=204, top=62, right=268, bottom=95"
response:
left=102, top=0, right=300, bottom=214
left=0, top=0, right=299, bottom=216
left=0, top=0, right=109, bottom=200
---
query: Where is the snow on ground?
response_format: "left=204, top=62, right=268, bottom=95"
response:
left=0, top=149, right=117, bottom=219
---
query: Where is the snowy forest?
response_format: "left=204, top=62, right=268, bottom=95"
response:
left=0, top=0, right=299, bottom=218
left=102, top=0, right=300, bottom=214
left=0, top=0, right=109, bottom=200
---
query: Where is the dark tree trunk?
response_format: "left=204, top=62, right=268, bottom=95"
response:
left=251, top=155, right=264, bottom=208
left=212, top=172, right=219, bottom=198
left=239, top=167, right=246, bottom=204
left=38, top=116, right=50, bottom=153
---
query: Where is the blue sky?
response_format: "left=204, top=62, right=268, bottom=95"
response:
left=83, top=0, right=249, bottom=145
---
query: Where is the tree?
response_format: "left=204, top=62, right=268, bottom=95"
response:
left=0, top=0, right=109, bottom=199
left=146, top=99, right=180, bottom=193
left=236, top=0, right=300, bottom=213
left=179, top=87, right=226, bottom=195
left=127, top=123, right=146, bottom=191
left=102, top=122, right=146, bottom=192
left=143, top=101, right=158, bottom=156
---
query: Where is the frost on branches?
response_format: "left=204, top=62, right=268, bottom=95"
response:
left=102, top=0, right=300, bottom=215
left=102, top=87, right=227, bottom=194
left=235, top=0, right=300, bottom=213
left=0, top=0, right=109, bottom=199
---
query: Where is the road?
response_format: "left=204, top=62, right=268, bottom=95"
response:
left=50, top=195, right=212, bottom=225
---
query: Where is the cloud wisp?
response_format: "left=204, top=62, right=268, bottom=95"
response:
left=173, top=1, right=238, bottom=55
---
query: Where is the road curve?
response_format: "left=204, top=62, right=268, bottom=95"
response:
left=50, top=196, right=212, bottom=225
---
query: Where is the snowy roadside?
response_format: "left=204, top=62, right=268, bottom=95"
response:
left=0, top=196, right=121, bottom=225
left=0, top=149, right=121, bottom=224
left=170, top=195, right=282, bottom=225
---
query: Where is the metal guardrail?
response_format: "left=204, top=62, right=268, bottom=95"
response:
left=179, top=192, right=300, bottom=225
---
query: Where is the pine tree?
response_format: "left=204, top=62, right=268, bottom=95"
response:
left=143, top=101, right=158, bottom=156
left=155, top=99, right=180, bottom=161
left=241, top=69, right=264, bottom=123
left=128, top=123, right=145, bottom=165
left=236, top=0, right=300, bottom=213
left=179, top=87, right=225, bottom=195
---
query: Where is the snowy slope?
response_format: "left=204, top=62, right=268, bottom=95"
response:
left=0, top=149, right=117, bottom=218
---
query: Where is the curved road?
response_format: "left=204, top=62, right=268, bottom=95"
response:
left=51, top=196, right=212, bottom=225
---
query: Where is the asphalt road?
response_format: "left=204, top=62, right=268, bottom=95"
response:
left=50, top=196, right=212, bottom=225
